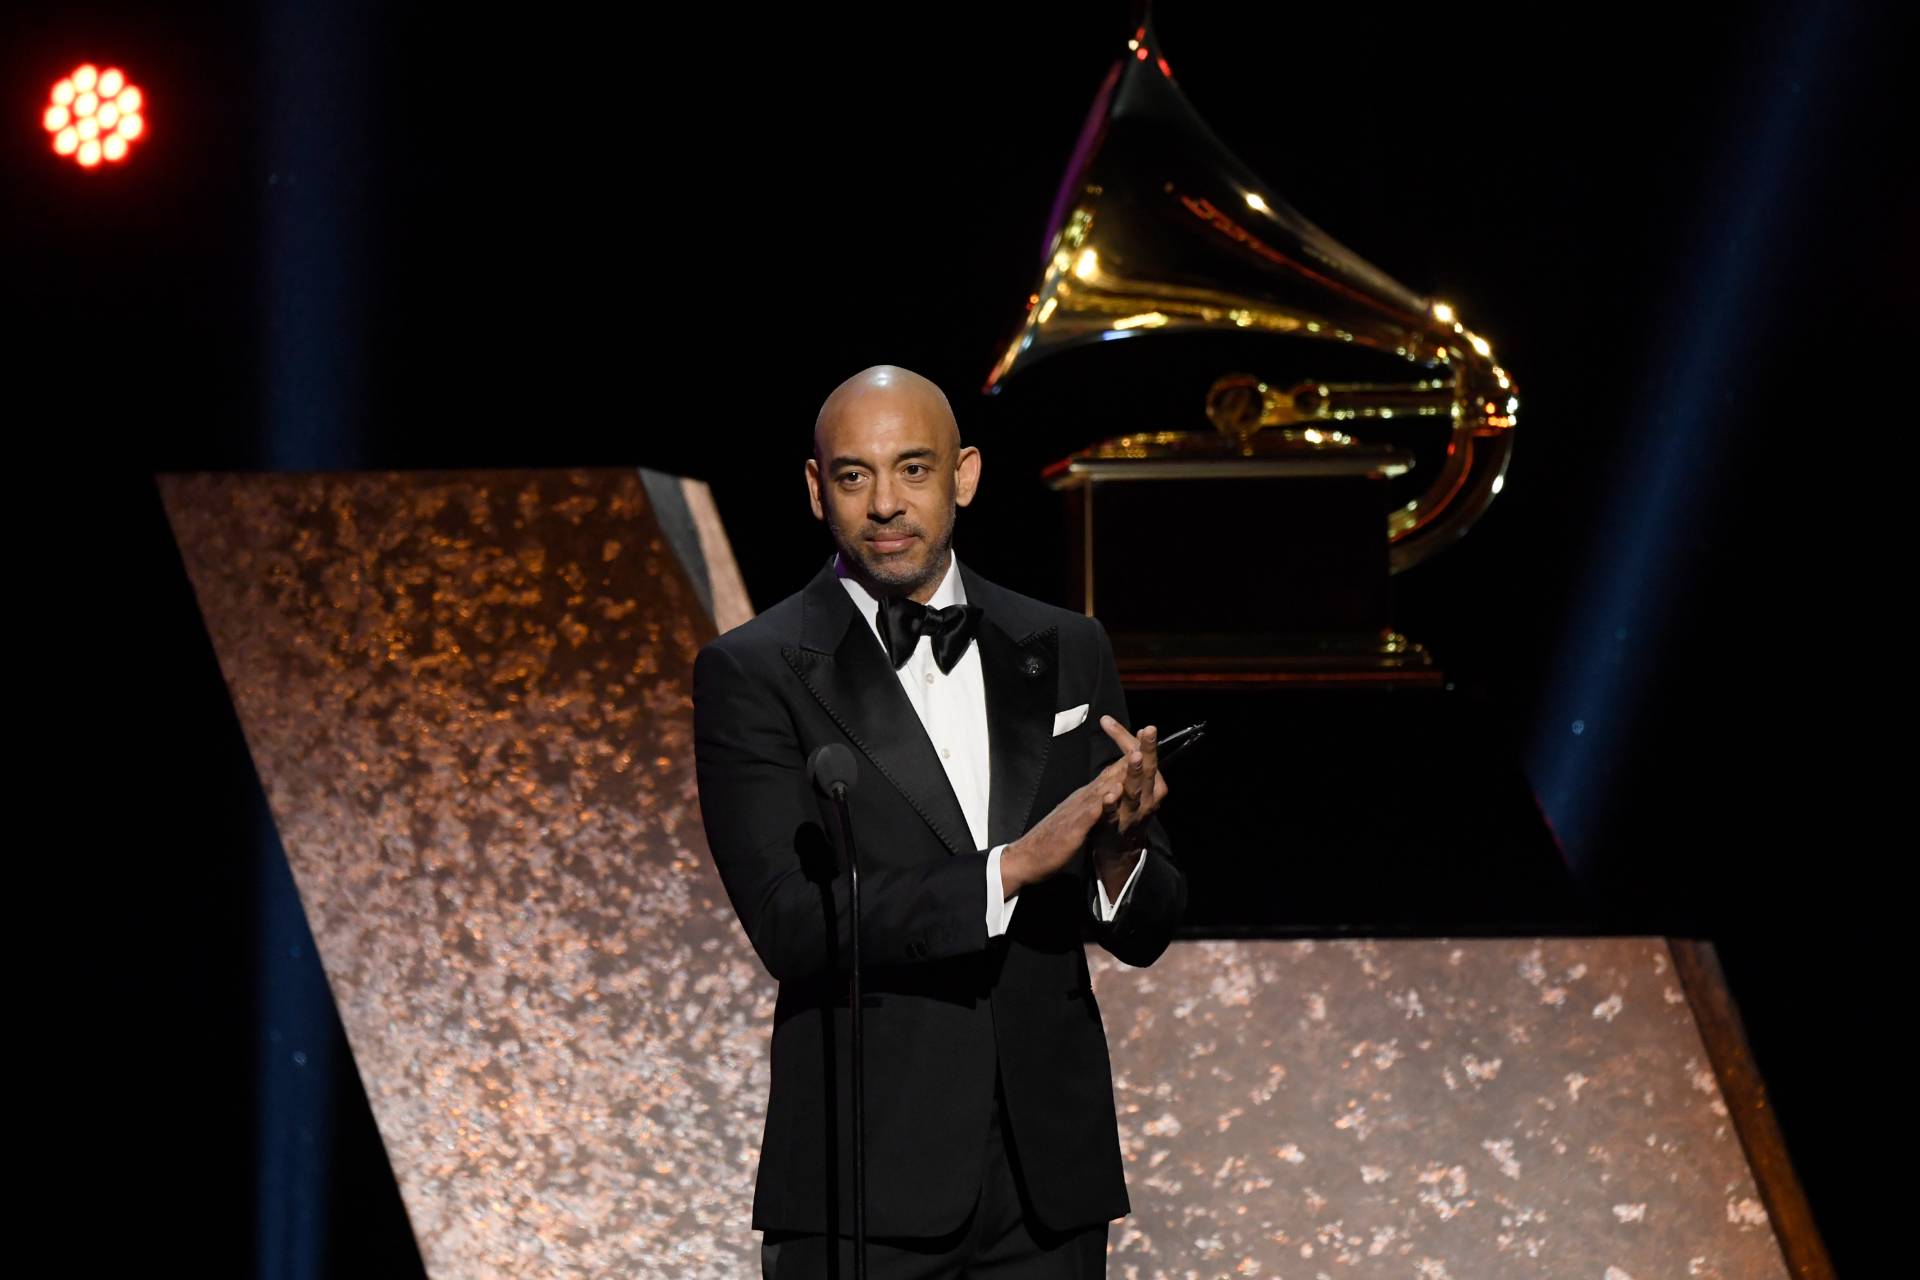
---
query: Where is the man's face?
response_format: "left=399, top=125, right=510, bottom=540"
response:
left=806, top=388, right=980, bottom=599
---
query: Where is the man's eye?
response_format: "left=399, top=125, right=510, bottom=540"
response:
left=904, top=464, right=928, bottom=477
left=837, top=471, right=865, bottom=486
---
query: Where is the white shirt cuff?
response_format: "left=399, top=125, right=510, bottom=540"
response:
left=1093, top=849, right=1147, bottom=921
left=985, top=844, right=1019, bottom=937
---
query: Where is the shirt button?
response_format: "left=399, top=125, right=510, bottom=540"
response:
left=941, top=747, right=951, bottom=759
left=924, top=671, right=936, bottom=685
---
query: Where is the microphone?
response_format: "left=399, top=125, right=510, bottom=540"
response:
left=807, top=740, right=868, bottom=1280
left=809, top=743, right=860, bottom=799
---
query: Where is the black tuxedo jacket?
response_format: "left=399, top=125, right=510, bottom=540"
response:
left=692, top=556, right=1186, bottom=1239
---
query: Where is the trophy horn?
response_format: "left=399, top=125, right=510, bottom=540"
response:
left=985, top=12, right=1518, bottom=572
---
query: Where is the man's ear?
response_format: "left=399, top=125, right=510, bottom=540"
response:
left=954, top=445, right=982, bottom=508
left=805, top=457, right=825, bottom=520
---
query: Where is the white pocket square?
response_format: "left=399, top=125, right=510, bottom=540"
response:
left=1052, top=703, right=1090, bottom=737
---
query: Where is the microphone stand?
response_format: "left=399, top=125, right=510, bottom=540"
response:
left=826, top=779, right=867, bottom=1280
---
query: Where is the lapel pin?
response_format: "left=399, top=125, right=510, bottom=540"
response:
left=1022, top=653, right=1046, bottom=678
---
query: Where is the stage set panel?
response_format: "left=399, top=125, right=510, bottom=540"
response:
left=161, top=468, right=765, bottom=1280
left=1093, top=937, right=1791, bottom=1280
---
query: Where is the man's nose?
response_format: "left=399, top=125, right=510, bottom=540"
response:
left=868, top=475, right=904, bottom=519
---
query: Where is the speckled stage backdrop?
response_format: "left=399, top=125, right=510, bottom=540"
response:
left=160, top=469, right=763, bottom=1278
left=1089, top=937, right=1791, bottom=1280
left=162, top=471, right=1788, bottom=1278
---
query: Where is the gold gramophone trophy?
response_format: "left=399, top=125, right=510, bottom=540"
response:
left=986, top=12, right=1518, bottom=680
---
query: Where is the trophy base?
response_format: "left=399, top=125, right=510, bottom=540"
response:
left=1111, top=629, right=1441, bottom=690
left=1051, top=448, right=1420, bottom=677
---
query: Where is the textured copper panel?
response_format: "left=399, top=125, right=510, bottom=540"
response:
left=160, top=469, right=772, bottom=1279
left=680, top=476, right=753, bottom=634
left=1091, top=937, right=1792, bottom=1280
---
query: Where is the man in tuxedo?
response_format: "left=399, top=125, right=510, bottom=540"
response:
left=693, top=364, right=1186, bottom=1278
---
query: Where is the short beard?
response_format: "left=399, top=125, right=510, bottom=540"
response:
left=829, top=508, right=956, bottom=600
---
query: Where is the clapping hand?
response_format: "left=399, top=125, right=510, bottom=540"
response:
left=1090, top=715, right=1166, bottom=901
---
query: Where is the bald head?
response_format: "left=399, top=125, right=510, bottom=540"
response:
left=813, top=364, right=960, bottom=459
left=804, top=364, right=981, bottom=602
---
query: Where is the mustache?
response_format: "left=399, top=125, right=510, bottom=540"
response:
left=858, top=523, right=925, bottom=540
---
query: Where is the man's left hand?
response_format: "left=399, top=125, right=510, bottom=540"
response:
left=1090, top=715, right=1167, bottom=902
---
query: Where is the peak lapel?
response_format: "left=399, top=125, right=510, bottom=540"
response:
left=781, top=560, right=976, bottom=857
left=965, top=572, right=1060, bottom=849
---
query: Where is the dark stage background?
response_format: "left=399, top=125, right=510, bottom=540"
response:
left=8, top=1, right=1898, bottom=1273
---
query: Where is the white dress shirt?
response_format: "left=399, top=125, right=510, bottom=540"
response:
left=836, top=553, right=1146, bottom=937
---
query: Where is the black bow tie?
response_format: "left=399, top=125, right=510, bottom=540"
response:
left=875, top=596, right=982, bottom=674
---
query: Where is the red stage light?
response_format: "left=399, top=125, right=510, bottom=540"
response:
left=45, top=63, right=145, bottom=169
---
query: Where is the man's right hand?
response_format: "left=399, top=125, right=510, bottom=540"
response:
left=999, top=755, right=1130, bottom=899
